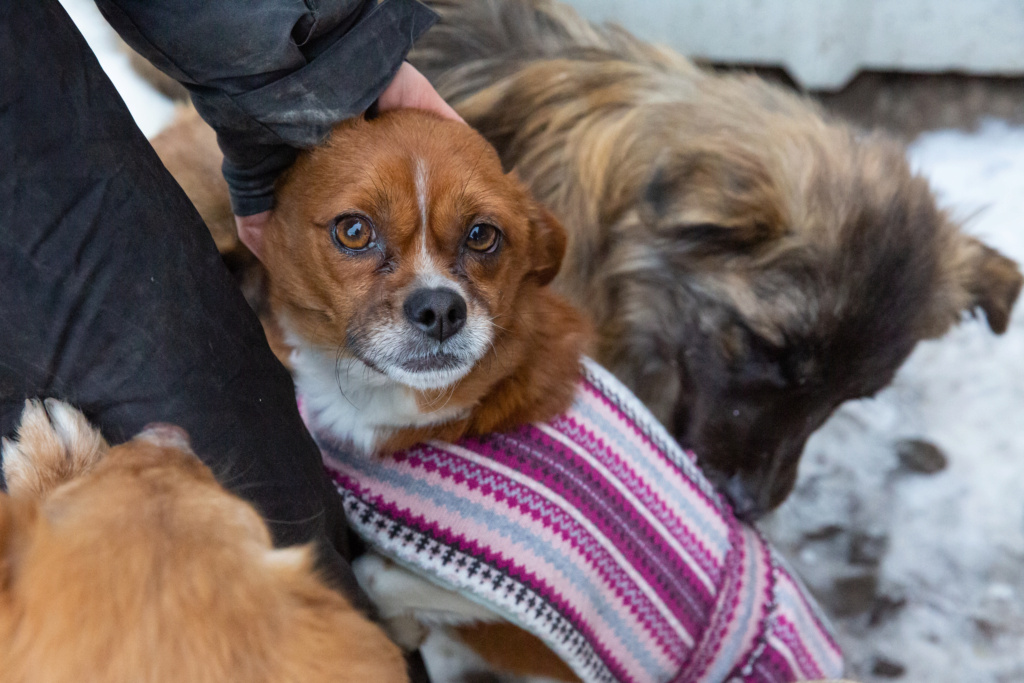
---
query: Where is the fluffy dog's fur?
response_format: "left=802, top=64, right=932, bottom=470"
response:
left=0, top=400, right=407, bottom=683
left=410, top=0, right=1024, bottom=516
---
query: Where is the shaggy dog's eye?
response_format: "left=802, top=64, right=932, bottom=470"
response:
left=331, top=215, right=376, bottom=252
left=465, top=223, right=501, bottom=253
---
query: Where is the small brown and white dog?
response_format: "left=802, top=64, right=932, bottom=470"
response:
left=411, top=0, right=1024, bottom=517
left=153, top=108, right=589, bottom=455
left=0, top=399, right=407, bottom=683
left=151, top=107, right=591, bottom=680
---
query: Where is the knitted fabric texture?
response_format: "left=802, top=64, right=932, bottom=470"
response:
left=309, top=359, right=843, bottom=683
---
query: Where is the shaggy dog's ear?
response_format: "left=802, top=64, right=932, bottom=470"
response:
left=959, top=237, right=1022, bottom=334
left=926, top=231, right=1023, bottom=337
left=529, top=203, right=567, bottom=286
left=642, top=147, right=787, bottom=253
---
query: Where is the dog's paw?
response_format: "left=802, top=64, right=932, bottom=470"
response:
left=353, top=553, right=503, bottom=651
left=2, top=399, right=108, bottom=498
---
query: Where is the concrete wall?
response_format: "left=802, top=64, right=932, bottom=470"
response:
left=563, top=0, right=1024, bottom=90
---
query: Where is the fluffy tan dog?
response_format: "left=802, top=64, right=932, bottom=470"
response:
left=0, top=400, right=407, bottom=683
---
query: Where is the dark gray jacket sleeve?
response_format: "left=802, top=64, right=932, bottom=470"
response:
left=96, top=0, right=438, bottom=215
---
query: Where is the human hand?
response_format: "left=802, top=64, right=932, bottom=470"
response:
left=235, top=211, right=269, bottom=258
left=377, top=62, right=464, bottom=123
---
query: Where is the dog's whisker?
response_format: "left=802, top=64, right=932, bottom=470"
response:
left=333, top=345, right=359, bottom=410
left=254, top=508, right=326, bottom=528
left=432, top=376, right=462, bottom=414
left=484, top=315, right=511, bottom=334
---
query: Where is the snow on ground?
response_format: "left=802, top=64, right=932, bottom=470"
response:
left=61, top=1, right=1024, bottom=680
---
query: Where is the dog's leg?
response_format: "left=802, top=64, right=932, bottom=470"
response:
left=353, top=552, right=505, bottom=651
left=1, top=399, right=108, bottom=498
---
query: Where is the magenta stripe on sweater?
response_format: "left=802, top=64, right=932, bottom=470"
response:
left=464, top=426, right=717, bottom=634
left=329, top=468, right=642, bottom=681
left=676, top=522, right=751, bottom=681
left=552, top=414, right=726, bottom=583
left=403, top=441, right=695, bottom=635
left=339, top=450, right=691, bottom=663
left=577, top=376, right=723, bottom=508
left=770, top=617, right=825, bottom=679
left=386, top=445, right=684, bottom=636
left=750, top=645, right=797, bottom=683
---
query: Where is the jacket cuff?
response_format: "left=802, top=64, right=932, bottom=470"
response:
left=231, top=0, right=438, bottom=148
left=222, top=146, right=298, bottom=216
left=211, top=0, right=437, bottom=214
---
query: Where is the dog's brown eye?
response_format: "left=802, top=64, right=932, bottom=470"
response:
left=331, top=215, right=376, bottom=252
left=466, top=223, right=500, bottom=253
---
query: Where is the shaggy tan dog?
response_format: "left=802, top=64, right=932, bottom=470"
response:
left=410, top=0, right=1023, bottom=516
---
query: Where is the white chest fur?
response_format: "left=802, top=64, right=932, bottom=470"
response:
left=289, top=343, right=469, bottom=454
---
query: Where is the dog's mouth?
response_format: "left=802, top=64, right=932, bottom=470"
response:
left=354, top=321, right=493, bottom=392
left=398, top=353, right=465, bottom=373
left=368, top=347, right=477, bottom=391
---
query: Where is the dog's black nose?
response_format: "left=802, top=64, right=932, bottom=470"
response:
left=403, top=287, right=467, bottom=342
left=720, top=474, right=766, bottom=522
left=701, top=466, right=769, bottom=522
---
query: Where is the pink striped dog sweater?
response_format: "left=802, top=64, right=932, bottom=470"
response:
left=310, top=359, right=843, bottom=683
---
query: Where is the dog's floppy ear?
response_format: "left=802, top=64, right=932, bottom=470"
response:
left=927, top=231, right=1023, bottom=337
left=528, top=203, right=567, bottom=286
left=957, top=236, right=1022, bottom=334
left=642, top=147, right=787, bottom=253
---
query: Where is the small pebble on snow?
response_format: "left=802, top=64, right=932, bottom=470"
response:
left=895, top=438, right=949, bottom=474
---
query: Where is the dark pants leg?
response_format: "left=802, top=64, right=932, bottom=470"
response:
left=0, top=0, right=368, bottom=607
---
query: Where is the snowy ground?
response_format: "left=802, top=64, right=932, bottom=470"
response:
left=61, top=1, right=1024, bottom=680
